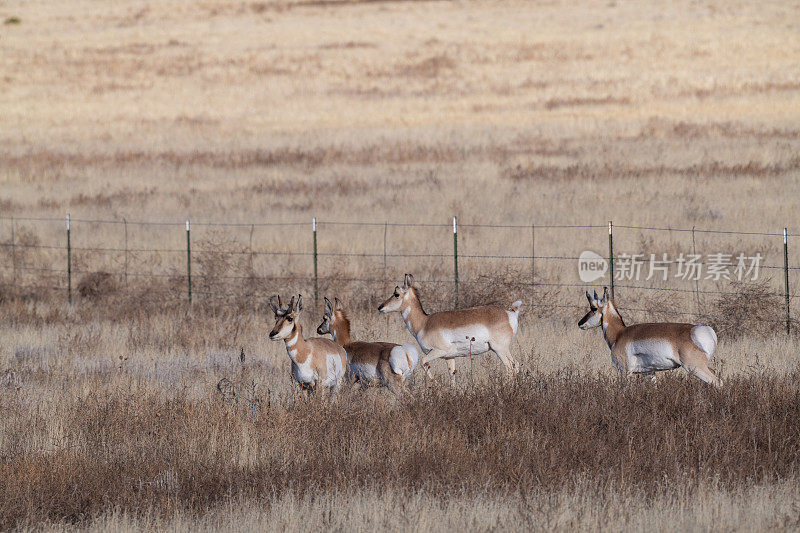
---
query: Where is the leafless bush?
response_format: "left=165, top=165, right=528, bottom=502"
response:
left=707, top=280, right=793, bottom=339
left=195, top=231, right=254, bottom=294
left=458, top=267, right=561, bottom=320
left=77, top=271, right=118, bottom=300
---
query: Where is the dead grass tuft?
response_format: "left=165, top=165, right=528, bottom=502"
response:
left=544, top=96, right=631, bottom=110
left=398, top=54, right=457, bottom=78
left=707, top=280, right=794, bottom=339
left=77, top=272, right=118, bottom=300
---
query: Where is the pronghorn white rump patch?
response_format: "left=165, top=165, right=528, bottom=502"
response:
left=506, top=300, right=522, bottom=335
left=625, top=338, right=681, bottom=373
left=389, top=344, right=419, bottom=377
left=691, top=326, right=718, bottom=359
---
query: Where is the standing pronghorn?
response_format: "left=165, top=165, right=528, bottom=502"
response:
left=578, top=287, right=722, bottom=387
left=378, top=274, right=522, bottom=384
left=269, top=294, right=347, bottom=393
left=317, top=297, right=420, bottom=395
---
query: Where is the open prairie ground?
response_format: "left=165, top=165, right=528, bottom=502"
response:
left=1, top=0, right=800, bottom=530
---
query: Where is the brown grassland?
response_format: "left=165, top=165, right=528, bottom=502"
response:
left=1, top=0, right=800, bottom=530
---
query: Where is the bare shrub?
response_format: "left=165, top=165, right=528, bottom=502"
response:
left=398, top=54, right=456, bottom=78
left=458, top=266, right=560, bottom=319
left=706, top=280, right=791, bottom=339
left=77, top=271, right=118, bottom=300
left=195, top=231, right=254, bottom=297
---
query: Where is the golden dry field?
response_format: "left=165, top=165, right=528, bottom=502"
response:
left=1, top=0, right=800, bottom=530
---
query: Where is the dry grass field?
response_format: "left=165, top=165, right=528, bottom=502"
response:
left=1, top=0, right=800, bottom=530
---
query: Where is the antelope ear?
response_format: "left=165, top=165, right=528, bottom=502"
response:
left=404, top=274, right=414, bottom=288
left=334, top=297, right=343, bottom=311
left=324, top=297, right=333, bottom=315
left=269, top=295, right=280, bottom=314
left=287, top=295, right=295, bottom=313
left=593, top=290, right=599, bottom=303
left=296, top=294, right=303, bottom=312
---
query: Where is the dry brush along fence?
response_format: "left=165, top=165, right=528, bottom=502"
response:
left=0, top=215, right=798, bottom=336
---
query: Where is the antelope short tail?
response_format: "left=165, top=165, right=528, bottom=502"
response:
left=506, top=300, right=523, bottom=335
left=691, top=325, right=718, bottom=359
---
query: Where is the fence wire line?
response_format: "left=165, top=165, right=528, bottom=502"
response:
left=2, top=216, right=798, bottom=326
left=6, top=266, right=799, bottom=301
left=5, top=243, right=797, bottom=271
left=0, top=215, right=794, bottom=237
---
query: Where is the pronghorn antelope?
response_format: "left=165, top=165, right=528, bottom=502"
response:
left=579, top=287, right=722, bottom=387
left=317, top=296, right=420, bottom=394
left=269, top=294, right=348, bottom=393
left=378, top=274, right=522, bottom=383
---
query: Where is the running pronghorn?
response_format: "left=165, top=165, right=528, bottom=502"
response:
left=269, top=294, right=347, bottom=393
left=317, top=296, right=420, bottom=395
left=378, top=274, right=522, bottom=384
left=578, top=287, right=722, bottom=387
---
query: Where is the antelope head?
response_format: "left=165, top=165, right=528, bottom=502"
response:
left=317, top=296, right=345, bottom=335
left=578, top=287, right=609, bottom=330
left=269, top=294, right=302, bottom=340
left=378, top=274, right=414, bottom=313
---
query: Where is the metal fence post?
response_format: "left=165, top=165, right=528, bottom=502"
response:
left=123, top=217, right=128, bottom=287
left=608, top=221, right=614, bottom=299
left=313, top=217, right=318, bottom=305
left=10, top=216, right=16, bottom=285
left=66, top=214, right=72, bottom=304
left=531, top=222, right=535, bottom=286
left=249, top=223, right=255, bottom=275
left=691, top=226, right=701, bottom=315
left=453, top=216, right=459, bottom=308
left=186, top=220, right=192, bottom=303
left=784, top=228, right=790, bottom=335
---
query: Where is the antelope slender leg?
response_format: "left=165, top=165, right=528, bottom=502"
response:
left=489, top=341, right=517, bottom=375
left=680, top=346, right=723, bottom=388
left=385, top=372, right=410, bottom=399
left=446, top=358, right=457, bottom=386
left=420, top=348, right=452, bottom=380
left=683, top=364, right=723, bottom=388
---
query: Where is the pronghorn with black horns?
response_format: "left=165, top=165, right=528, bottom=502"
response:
left=317, top=297, right=420, bottom=395
left=578, top=287, right=722, bottom=387
left=269, top=294, right=348, bottom=393
left=378, top=274, right=522, bottom=384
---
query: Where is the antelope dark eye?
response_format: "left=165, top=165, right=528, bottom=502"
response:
left=287, top=317, right=293, bottom=322
left=394, top=292, right=399, bottom=297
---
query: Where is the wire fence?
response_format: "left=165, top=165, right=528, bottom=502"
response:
left=0, top=214, right=796, bottom=333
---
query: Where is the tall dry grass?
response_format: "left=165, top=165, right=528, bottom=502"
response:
left=2, top=371, right=799, bottom=529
